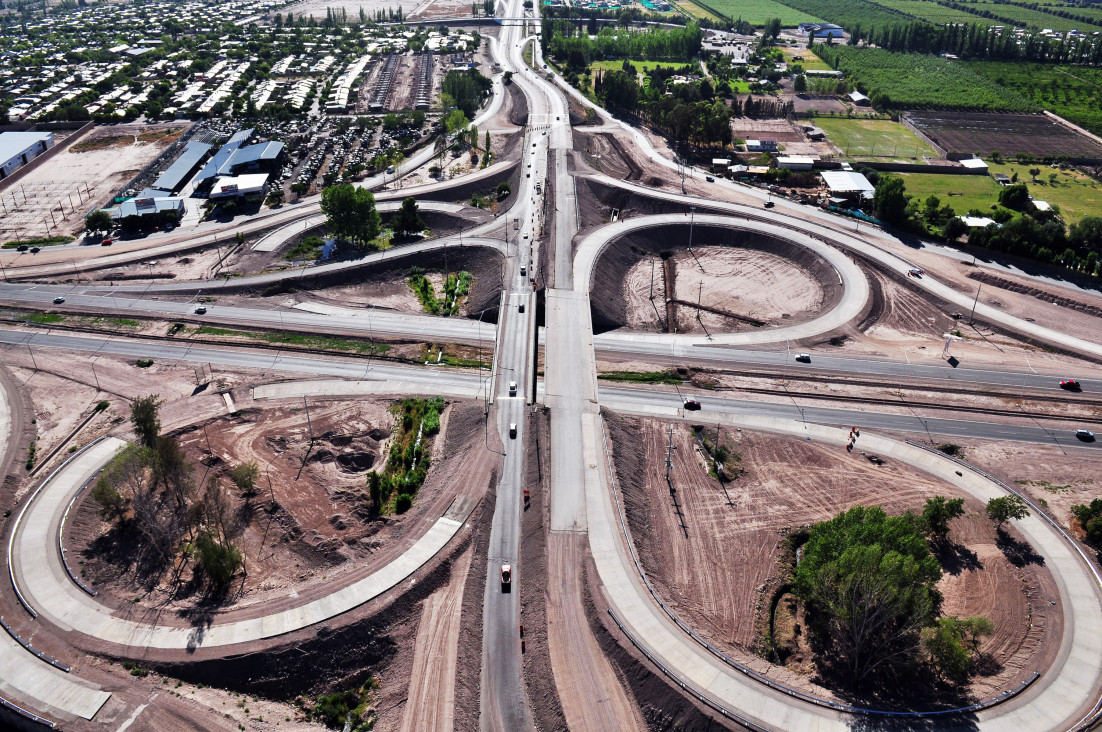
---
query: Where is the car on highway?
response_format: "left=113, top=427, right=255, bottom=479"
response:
left=795, top=353, right=811, bottom=362
left=52, top=296, right=65, bottom=304
left=16, top=244, right=28, bottom=252
left=683, top=398, right=701, bottom=410
left=194, top=306, right=208, bottom=314
left=101, top=238, right=113, bottom=246
left=1077, top=429, right=1096, bottom=441
left=30, top=247, right=40, bottom=254
left=705, top=175, right=715, bottom=182
left=907, top=268, right=924, bottom=278
left=509, top=423, right=517, bottom=438
left=764, top=201, right=774, bottom=208
left=501, top=564, right=512, bottom=585
left=1061, top=379, right=1081, bottom=390
left=520, top=265, right=527, bottom=276
left=509, top=380, right=517, bottom=395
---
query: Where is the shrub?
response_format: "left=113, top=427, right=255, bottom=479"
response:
left=395, top=493, right=413, bottom=513
left=194, top=530, right=243, bottom=587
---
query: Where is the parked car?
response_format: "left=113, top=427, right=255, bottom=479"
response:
left=683, top=398, right=701, bottom=410
left=1076, top=429, right=1095, bottom=441
left=52, top=296, right=65, bottom=304
left=795, top=353, right=811, bottom=363
left=1061, top=379, right=1081, bottom=390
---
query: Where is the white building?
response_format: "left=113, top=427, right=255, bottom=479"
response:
left=208, top=173, right=269, bottom=199
left=0, top=131, right=55, bottom=180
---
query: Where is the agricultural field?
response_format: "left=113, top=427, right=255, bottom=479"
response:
left=968, top=62, right=1102, bottom=136
left=590, top=59, right=696, bottom=73
left=904, top=111, right=1102, bottom=159
left=953, top=0, right=1102, bottom=31
left=898, top=164, right=1102, bottom=223
left=673, top=0, right=725, bottom=21
left=872, top=0, right=993, bottom=24
left=816, top=47, right=1036, bottom=112
left=775, top=0, right=912, bottom=28
left=781, top=48, right=832, bottom=71
left=815, top=117, right=939, bottom=159
left=695, top=0, right=821, bottom=24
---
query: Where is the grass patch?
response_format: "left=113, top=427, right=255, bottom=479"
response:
left=370, top=398, right=445, bottom=515
left=815, top=117, right=938, bottom=159
left=1015, top=479, right=1072, bottom=493
left=598, top=369, right=683, bottom=384
left=3, top=236, right=73, bottom=249
left=897, top=172, right=1003, bottom=216
left=591, top=59, right=695, bottom=73
left=782, top=48, right=833, bottom=72
left=284, top=235, right=326, bottom=262
left=194, top=326, right=390, bottom=356
left=672, top=0, right=724, bottom=21
left=71, top=134, right=132, bottom=152
left=24, top=312, right=65, bottom=324
left=91, top=316, right=140, bottom=328
left=408, top=269, right=471, bottom=316
left=303, top=678, right=377, bottom=730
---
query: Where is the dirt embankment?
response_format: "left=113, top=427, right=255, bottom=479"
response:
left=588, top=224, right=840, bottom=335
left=604, top=412, right=1059, bottom=707
left=519, top=406, right=568, bottom=730
left=967, top=270, right=1102, bottom=319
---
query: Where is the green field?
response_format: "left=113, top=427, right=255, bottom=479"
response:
left=698, top=0, right=822, bottom=24
left=777, top=0, right=911, bottom=28
left=898, top=165, right=1102, bottom=224
left=590, top=59, right=695, bottom=73
left=816, top=47, right=1036, bottom=112
left=782, top=48, right=832, bottom=71
left=816, top=118, right=939, bottom=159
left=968, top=62, right=1102, bottom=135
left=673, top=0, right=725, bottom=21
left=953, top=0, right=1102, bottom=31
left=873, top=0, right=993, bottom=23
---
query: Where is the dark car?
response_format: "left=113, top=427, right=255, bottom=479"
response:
left=764, top=201, right=775, bottom=208
left=30, top=247, right=40, bottom=254
left=1076, top=429, right=1096, bottom=442
left=52, top=296, right=65, bottom=304
left=684, top=398, right=701, bottom=410
left=795, top=353, right=811, bottom=363
left=1061, top=380, right=1081, bottom=390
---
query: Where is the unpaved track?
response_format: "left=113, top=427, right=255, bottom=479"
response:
left=547, top=532, right=642, bottom=732
left=400, top=546, right=473, bottom=732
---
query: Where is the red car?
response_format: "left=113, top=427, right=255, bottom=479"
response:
left=1060, top=380, right=1081, bottom=390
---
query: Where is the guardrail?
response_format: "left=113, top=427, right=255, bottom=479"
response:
left=59, top=475, right=98, bottom=597
left=7, top=435, right=108, bottom=618
left=0, top=616, right=70, bottom=672
left=597, top=414, right=1042, bottom=719
left=905, top=439, right=1102, bottom=731
left=0, top=694, right=56, bottom=729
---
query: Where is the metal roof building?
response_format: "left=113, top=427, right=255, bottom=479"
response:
left=821, top=170, right=875, bottom=199
left=0, top=131, right=54, bottom=179
left=108, top=195, right=185, bottom=220
left=151, top=141, right=213, bottom=193
left=194, top=130, right=284, bottom=186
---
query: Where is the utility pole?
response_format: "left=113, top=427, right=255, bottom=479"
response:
left=665, top=424, right=676, bottom=484
left=303, top=394, right=314, bottom=440
left=969, top=284, right=982, bottom=324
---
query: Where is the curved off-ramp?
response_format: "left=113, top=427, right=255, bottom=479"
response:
left=10, top=436, right=471, bottom=653
left=587, top=174, right=1102, bottom=360
left=575, top=213, right=869, bottom=347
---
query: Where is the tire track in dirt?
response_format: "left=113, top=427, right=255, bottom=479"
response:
left=399, top=545, right=473, bottom=732
left=547, top=532, right=643, bottom=732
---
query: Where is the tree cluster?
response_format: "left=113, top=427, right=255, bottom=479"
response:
left=92, top=395, right=246, bottom=590
left=442, top=68, right=492, bottom=118
left=543, top=19, right=702, bottom=68
left=320, top=183, right=382, bottom=248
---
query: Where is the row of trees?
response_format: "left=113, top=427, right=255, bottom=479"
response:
left=849, top=19, right=1102, bottom=67
left=92, top=396, right=248, bottom=591
left=542, top=19, right=703, bottom=68
left=794, top=494, right=1032, bottom=687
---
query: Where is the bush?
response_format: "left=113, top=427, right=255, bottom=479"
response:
left=136, top=359, right=154, bottom=368
left=395, top=493, right=413, bottom=513
left=496, top=181, right=511, bottom=199
left=95, top=400, right=110, bottom=412
left=194, top=530, right=243, bottom=587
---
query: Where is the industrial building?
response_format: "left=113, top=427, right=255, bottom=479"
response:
left=193, top=129, right=284, bottom=194
left=150, top=140, right=213, bottom=193
left=820, top=170, right=876, bottom=203
left=106, top=189, right=186, bottom=222
left=208, top=173, right=269, bottom=200
left=798, top=23, right=844, bottom=39
left=0, top=131, right=55, bottom=180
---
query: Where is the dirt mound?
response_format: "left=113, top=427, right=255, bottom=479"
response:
left=968, top=270, right=1102, bottom=319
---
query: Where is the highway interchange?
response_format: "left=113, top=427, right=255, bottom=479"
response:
left=0, top=3, right=1101, bottom=731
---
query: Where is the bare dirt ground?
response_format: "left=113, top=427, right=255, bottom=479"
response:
left=398, top=545, right=473, bottom=732
left=414, top=0, right=482, bottom=20
left=65, top=396, right=492, bottom=620
left=279, top=0, right=396, bottom=19
left=0, top=122, right=191, bottom=242
left=606, top=413, right=1059, bottom=706
left=730, top=117, right=804, bottom=143
left=621, top=245, right=825, bottom=333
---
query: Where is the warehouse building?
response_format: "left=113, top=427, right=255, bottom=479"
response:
left=150, top=140, right=213, bottom=193
left=208, top=173, right=269, bottom=200
left=194, top=129, right=285, bottom=192
left=0, top=131, right=54, bottom=179
left=820, top=170, right=875, bottom=203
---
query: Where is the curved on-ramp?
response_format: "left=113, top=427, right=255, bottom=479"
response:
left=574, top=213, right=869, bottom=347
left=10, top=436, right=468, bottom=653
